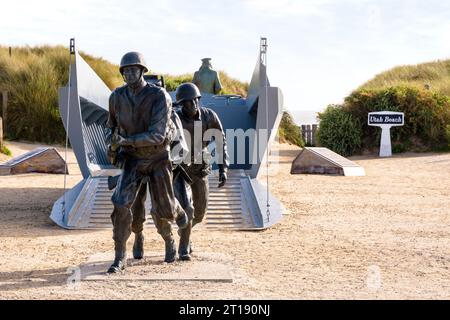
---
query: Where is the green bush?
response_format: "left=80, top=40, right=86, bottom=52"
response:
left=1, top=145, right=11, bottom=156
left=316, top=105, right=362, bottom=156
left=445, top=125, right=450, bottom=150
left=317, top=87, right=450, bottom=156
left=278, top=111, right=305, bottom=147
left=344, top=86, right=450, bottom=153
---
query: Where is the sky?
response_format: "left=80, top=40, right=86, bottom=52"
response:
left=1, top=0, right=450, bottom=123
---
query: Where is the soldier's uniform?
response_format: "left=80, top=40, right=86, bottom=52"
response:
left=106, top=52, right=188, bottom=271
left=192, top=58, right=223, bottom=94
left=130, top=110, right=194, bottom=260
left=175, top=83, right=229, bottom=230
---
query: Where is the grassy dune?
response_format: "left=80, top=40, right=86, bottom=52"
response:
left=0, top=45, right=248, bottom=144
left=359, top=59, right=450, bottom=95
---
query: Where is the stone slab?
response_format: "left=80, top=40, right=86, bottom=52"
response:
left=0, top=147, right=66, bottom=175
left=291, top=147, right=365, bottom=176
left=76, top=252, right=234, bottom=283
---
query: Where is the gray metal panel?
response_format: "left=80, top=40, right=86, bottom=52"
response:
left=249, top=87, right=283, bottom=179
left=74, top=51, right=111, bottom=111
left=59, top=51, right=113, bottom=178
left=50, top=179, right=87, bottom=228
left=59, top=85, right=90, bottom=178
left=169, top=92, right=257, bottom=170
left=240, top=176, right=284, bottom=229
left=246, top=56, right=270, bottom=112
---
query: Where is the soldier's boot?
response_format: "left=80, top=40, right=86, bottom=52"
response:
left=133, top=232, right=144, bottom=260
left=164, top=236, right=177, bottom=263
left=190, top=216, right=204, bottom=252
left=178, top=221, right=192, bottom=261
left=192, top=216, right=203, bottom=228
left=107, top=242, right=127, bottom=273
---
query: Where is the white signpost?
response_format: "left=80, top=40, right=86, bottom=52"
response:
left=368, top=111, right=404, bottom=157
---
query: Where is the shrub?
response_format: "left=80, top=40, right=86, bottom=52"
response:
left=446, top=125, right=450, bottom=150
left=316, top=105, right=362, bottom=156
left=1, top=145, right=11, bottom=156
left=344, top=86, right=450, bottom=152
left=278, top=111, right=305, bottom=147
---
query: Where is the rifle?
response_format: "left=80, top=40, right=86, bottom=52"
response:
left=173, top=163, right=193, bottom=185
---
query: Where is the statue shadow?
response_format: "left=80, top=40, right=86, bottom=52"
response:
left=0, top=187, right=101, bottom=238
left=0, top=267, right=70, bottom=292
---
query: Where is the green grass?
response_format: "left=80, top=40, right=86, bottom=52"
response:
left=359, top=59, right=450, bottom=95
left=278, top=111, right=305, bottom=147
left=0, top=45, right=249, bottom=144
left=1, top=145, right=11, bottom=156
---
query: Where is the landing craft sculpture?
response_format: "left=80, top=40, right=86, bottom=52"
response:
left=50, top=38, right=284, bottom=230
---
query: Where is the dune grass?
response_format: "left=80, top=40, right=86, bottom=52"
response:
left=0, top=45, right=249, bottom=144
left=278, top=111, right=305, bottom=147
left=359, top=59, right=450, bottom=95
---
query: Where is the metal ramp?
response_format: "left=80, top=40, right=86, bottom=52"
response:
left=51, top=169, right=282, bottom=230
left=50, top=38, right=285, bottom=230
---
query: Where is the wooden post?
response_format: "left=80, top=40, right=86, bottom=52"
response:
left=0, top=116, right=3, bottom=150
left=306, top=125, right=309, bottom=144
left=312, top=124, right=318, bottom=146
left=2, top=91, right=7, bottom=137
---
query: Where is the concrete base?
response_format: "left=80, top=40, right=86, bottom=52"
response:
left=291, top=147, right=365, bottom=176
left=0, top=147, right=66, bottom=176
left=76, top=252, right=234, bottom=283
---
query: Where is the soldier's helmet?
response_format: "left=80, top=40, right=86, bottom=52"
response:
left=119, top=52, right=148, bottom=74
left=175, top=82, right=201, bottom=104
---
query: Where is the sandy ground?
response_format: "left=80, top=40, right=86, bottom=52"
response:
left=0, top=140, right=449, bottom=299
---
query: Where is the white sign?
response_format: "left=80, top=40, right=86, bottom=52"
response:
left=368, top=111, right=404, bottom=157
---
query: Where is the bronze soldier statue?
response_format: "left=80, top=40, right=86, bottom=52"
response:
left=106, top=52, right=188, bottom=273
left=127, top=109, right=195, bottom=262
left=107, top=90, right=194, bottom=262
left=174, top=83, right=229, bottom=258
left=192, top=58, right=223, bottom=94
